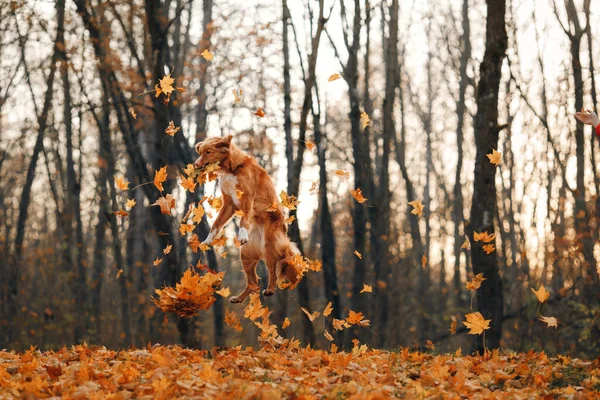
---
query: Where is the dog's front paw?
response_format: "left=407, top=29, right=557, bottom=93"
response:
left=237, top=227, right=249, bottom=245
left=202, top=231, right=216, bottom=246
left=229, top=295, right=243, bottom=304
left=262, top=289, right=274, bottom=297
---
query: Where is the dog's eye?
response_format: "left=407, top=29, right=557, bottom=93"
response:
left=205, top=150, right=211, bottom=155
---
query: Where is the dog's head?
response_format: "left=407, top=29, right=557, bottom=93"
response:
left=193, top=135, right=233, bottom=170
left=277, top=257, right=301, bottom=287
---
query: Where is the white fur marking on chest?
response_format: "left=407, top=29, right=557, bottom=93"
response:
left=218, top=173, right=240, bottom=206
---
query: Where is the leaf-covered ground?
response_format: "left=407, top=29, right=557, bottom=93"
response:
left=1, top=344, right=599, bottom=399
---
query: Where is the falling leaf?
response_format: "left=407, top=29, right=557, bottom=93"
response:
left=234, top=237, right=242, bottom=248
left=305, top=140, right=315, bottom=151
left=301, top=307, right=320, bottom=322
left=482, top=244, right=496, bottom=254
left=360, top=111, right=370, bottom=129
left=154, top=166, right=168, bottom=192
left=188, top=234, right=201, bottom=253
left=466, top=273, right=486, bottom=292
left=426, top=340, right=435, bottom=350
left=152, top=194, right=176, bottom=215
left=234, top=210, right=246, bottom=217
left=280, top=191, right=299, bottom=210
left=216, top=287, right=231, bottom=297
left=232, top=88, right=243, bottom=103
left=450, top=316, right=457, bottom=334
left=114, top=210, right=128, bottom=217
left=309, top=181, right=319, bottom=192
left=421, top=254, right=427, bottom=270
left=254, top=108, right=265, bottom=118
left=487, top=149, right=502, bottom=166
left=285, top=216, right=295, bottom=225
left=350, top=188, right=367, bottom=204
left=211, top=235, right=227, bottom=247
left=165, top=121, right=180, bottom=137
left=125, top=199, right=136, bottom=208
left=159, top=74, right=175, bottom=96
left=461, top=237, right=471, bottom=250
left=208, top=197, right=223, bottom=211
left=129, top=108, right=137, bottom=119
left=192, top=204, right=205, bottom=223
left=332, top=318, right=347, bottom=331
left=354, top=250, right=362, bottom=259
left=408, top=200, right=424, bottom=217
left=335, top=170, right=350, bottom=180
left=176, top=87, right=186, bottom=93
left=201, top=49, right=214, bottom=61
left=236, top=189, right=244, bottom=199
left=539, top=316, right=558, bottom=329
left=323, top=302, right=333, bottom=317
left=153, top=257, right=163, bottom=266
left=346, top=310, right=369, bottom=326
left=225, top=309, right=243, bottom=331
left=163, top=244, right=172, bottom=255
left=324, top=330, right=334, bottom=341
left=282, top=317, right=291, bottom=329
left=266, top=201, right=278, bottom=212
left=463, top=312, right=491, bottom=335
left=115, top=175, right=130, bottom=190
left=179, top=224, right=195, bottom=236
left=328, top=73, right=341, bottom=82
left=180, top=174, right=197, bottom=193
left=531, top=284, right=550, bottom=303
left=199, top=243, right=210, bottom=252
left=473, top=231, right=496, bottom=243
left=116, top=269, right=123, bottom=279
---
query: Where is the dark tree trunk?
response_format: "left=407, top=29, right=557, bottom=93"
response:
left=467, top=0, right=507, bottom=351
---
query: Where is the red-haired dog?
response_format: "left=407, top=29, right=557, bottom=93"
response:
left=194, top=135, right=301, bottom=303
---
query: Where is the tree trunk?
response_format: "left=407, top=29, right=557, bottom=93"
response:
left=467, top=0, right=507, bottom=351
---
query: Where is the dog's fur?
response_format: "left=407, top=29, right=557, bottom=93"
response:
left=194, top=135, right=301, bottom=303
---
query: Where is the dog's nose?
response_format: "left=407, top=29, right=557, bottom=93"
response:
left=194, top=159, right=202, bottom=168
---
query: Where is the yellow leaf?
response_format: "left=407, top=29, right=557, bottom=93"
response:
left=346, top=310, right=367, bottom=326
left=153, top=257, right=163, bottom=266
left=266, top=201, right=278, bottom=212
left=324, top=330, right=334, bottom=341
left=323, top=302, right=333, bottom=317
left=463, top=312, right=491, bottom=335
left=199, top=243, right=210, bottom=252
left=232, top=88, right=243, bottom=103
left=482, top=243, right=496, bottom=254
left=115, top=175, right=130, bottom=190
left=350, top=188, right=367, bottom=204
left=236, top=189, right=244, bottom=199
left=165, top=121, right=180, bottom=137
left=151, top=194, right=176, bottom=215
left=450, top=316, right=457, bottom=334
left=179, top=224, right=195, bottom=235
left=163, top=244, right=172, bottom=255
left=354, top=250, right=362, bottom=259
left=234, top=237, right=241, bottom=248
left=154, top=166, right=168, bottom=192
left=280, top=191, right=299, bottom=210
left=208, top=196, right=223, bottom=211
left=335, top=169, right=350, bottom=180
left=328, top=73, right=341, bottom=81
left=539, top=316, right=558, bottom=329
left=220, top=251, right=228, bottom=259
left=282, top=317, right=291, bottom=329
left=285, top=216, right=295, bottom=225
left=360, top=284, right=372, bottom=294
left=116, top=269, right=123, bottom=279
left=216, top=287, right=230, bottom=297
left=332, top=318, right=346, bottom=331
left=466, top=273, right=486, bottom=291
left=360, top=111, right=370, bottom=129
left=159, top=74, right=175, bottom=96
left=531, top=284, right=550, bottom=303
left=301, top=307, right=320, bottom=322
left=125, top=199, right=136, bottom=208
left=192, top=204, right=205, bottom=223
left=129, top=108, right=137, bottom=119
left=225, top=309, right=243, bottom=331
left=180, top=174, right=197, bottom=193
left=486, top=149, right=502, bottom=166
left=408, top=200, right=424, bottom=217
left=305, top=140, right=315, bottom=151
left=309, top=181, right=319, bottom=192
left=461, top=237, right=471, bottom=250
left=201, top=48, right=214, bottom=61
left=234, top=210, right=246, bottom=217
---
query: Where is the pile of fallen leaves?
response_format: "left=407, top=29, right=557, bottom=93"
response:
left=152, top=269, right=225, bottom=318
left=1, top=344, right=599, bottom=398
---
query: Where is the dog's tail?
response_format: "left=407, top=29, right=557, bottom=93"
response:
left=276, top=239, right=302, bottom=288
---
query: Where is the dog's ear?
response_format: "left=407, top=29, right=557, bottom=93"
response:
left=195, top=142, right=202, bottom=154
left=215, top=135, right=233, bottom=149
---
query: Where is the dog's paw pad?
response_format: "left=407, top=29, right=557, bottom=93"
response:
left=229, top=296, right=243, bottom=304
left=262, top=289, right=274, bottom=297
left=237, top=228, right=249, bottom=244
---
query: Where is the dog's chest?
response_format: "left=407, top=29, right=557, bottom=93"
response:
left=218, top=173, right=240, bottom=206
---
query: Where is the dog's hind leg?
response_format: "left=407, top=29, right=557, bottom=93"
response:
left=230, top=231, right=262, bottom=303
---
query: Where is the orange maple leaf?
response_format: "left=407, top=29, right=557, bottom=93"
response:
left=328, top=73, right=341, bottom=82
left=531, top=284, right=550, bottom=303
left=165, top=121, right=180, bottom=137
left=180, top=174, right=196, bottom=193
left=115, top=175, right=130, bottom=190
left=152, top=194, right=176, bottom=215
left=254, top=108, right=266, bottom=117
left=350, top=188, right=367, bottom=204
left=154, top=166, right=168, bottom=192
left=463, top=312, right=491, bottom=335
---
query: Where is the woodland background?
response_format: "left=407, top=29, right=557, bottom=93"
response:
left=0, top=0, right=599, bottom=358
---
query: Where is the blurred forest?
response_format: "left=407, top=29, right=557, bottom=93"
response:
left=0, top=0, right=599, bottom=359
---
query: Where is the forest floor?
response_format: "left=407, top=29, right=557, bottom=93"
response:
left=0, top=343, right=599, bottom=399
